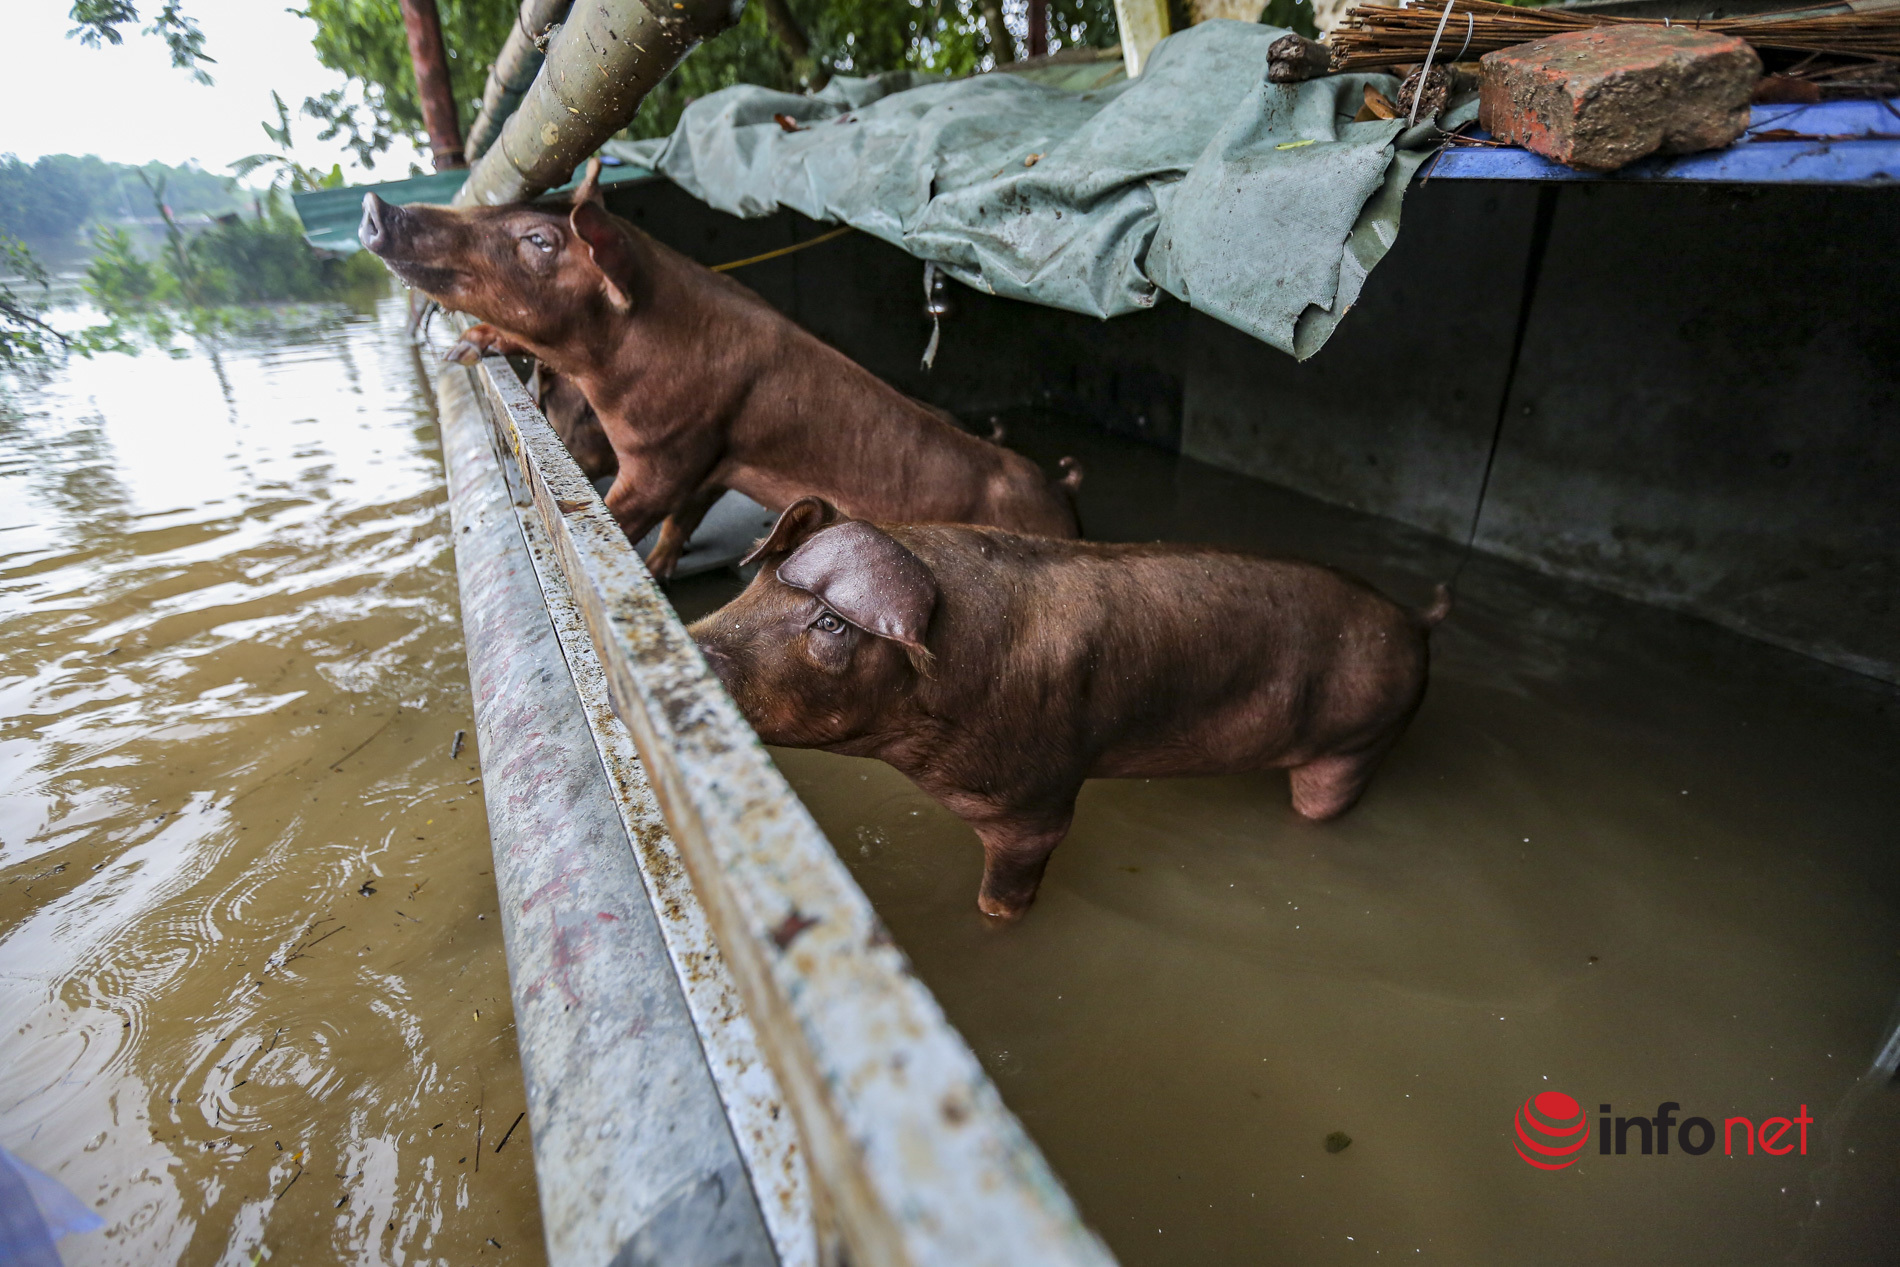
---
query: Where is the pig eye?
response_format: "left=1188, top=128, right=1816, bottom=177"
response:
left=523, top=231, right=555, bottom=252
left=812, top=612, right=845, bottom=635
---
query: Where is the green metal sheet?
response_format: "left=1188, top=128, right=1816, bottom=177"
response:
left=290, top=160, right=654, bottom=253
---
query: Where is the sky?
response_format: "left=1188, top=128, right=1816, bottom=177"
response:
left=1, top=1, right=426, bottom=183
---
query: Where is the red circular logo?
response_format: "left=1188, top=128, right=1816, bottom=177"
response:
left=1514, top=1091, right=1589, bottom=1170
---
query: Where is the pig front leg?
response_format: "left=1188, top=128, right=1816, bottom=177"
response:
left=969, top=801, right=1076, bottom=922
left=645, top=485, right=726, bottom=581
left=1288, top=746, right=1389, bottom=820
left=600, top=456, right=699, bottom=561
left=443, top=322, right=530, bottom=366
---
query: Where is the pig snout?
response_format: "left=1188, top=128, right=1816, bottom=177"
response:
left=696, top=637, right=737, bottom=691
left=691, top=618, right=756, bottom=705
left=358, top=194, right=460, bottom=296
left=358, top=192, right=398, bottom=257
left=689, top=601, right=864, bottom=749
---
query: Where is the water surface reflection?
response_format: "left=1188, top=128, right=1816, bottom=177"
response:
left=0, top=296, right=542, bottom=1264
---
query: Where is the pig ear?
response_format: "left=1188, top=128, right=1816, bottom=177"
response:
left=569, top=199, right=638, bottom=310
left=776, top=521, right=938, bottom=671
left=740, top=496, right=839, bottom=566
left=572, top=156, right=604, bottom=208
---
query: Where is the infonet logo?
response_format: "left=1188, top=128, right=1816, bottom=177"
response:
left=1514, top=1093, right=1591, bottom=1169
left=1514, top=1093, right=1814, bottom=1169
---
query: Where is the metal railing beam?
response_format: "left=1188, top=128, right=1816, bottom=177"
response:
left=467, top=350, right=1115, bottom=1267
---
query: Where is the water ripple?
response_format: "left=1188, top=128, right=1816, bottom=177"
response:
left=0, top=294, right=542, bottom=1264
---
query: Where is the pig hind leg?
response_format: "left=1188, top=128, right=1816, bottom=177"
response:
left=971, top=804, right=1075, bottom=922
left=1287, top=747, right=1389, bottom=821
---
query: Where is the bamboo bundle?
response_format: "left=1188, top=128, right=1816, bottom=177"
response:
left=464, top=0, right=574, bottom=163
left=457, top=0, right=737, bottom=206
left=1330, top=0, right=1900, bottom=71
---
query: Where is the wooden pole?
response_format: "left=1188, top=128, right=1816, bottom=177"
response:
left=1028, top=0, right=1049, bottom=57
left=980, top=0, right=1016, bottom=62
left=465, top=0, right=573, bottom=163
left=1111, top=0, right=1171, bottom=75
left=455, top=0, right=740, bottom=207
left=399, top=0, right=466, bottom=170
left=760, top=0, right=830, bottom=89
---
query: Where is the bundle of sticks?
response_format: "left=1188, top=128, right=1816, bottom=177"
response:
left=1329, top=0, right=1900, bottom=72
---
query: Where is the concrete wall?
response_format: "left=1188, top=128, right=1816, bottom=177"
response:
left=1474, top=183, right=1900, bottom=684
left=604, top=177, right=1900, bottom=685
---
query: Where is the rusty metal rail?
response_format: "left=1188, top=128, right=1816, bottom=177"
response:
left=451, top=361, right=815, bottom=1266
left=459, top=348, right=1115, bottom=1267
left=438, top=362, right=788, bottom=1265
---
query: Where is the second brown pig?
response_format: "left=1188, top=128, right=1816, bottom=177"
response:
left=690, top=497, right=1451, bottom=921
left=357, top=170, right=1080, bottom=577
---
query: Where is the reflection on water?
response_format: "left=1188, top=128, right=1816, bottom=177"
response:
left=672, top=412, right=1900, bottom=1267
left=0, top=295, right=542, bottom=1264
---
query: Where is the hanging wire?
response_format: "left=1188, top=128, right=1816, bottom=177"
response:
left=1407, top=0, right=1458, bottom=129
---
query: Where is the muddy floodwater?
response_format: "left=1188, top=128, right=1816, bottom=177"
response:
left=7, top=288, right=1898, bottom=1267
left=0, top=295, right=542, bottom=1264
left=670, top=412, right=1900, bottom=1267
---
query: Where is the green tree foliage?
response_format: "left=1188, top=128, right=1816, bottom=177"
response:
left=67, top=1, right=215, bottom=83
left=232, top=93, right=350, bottom=195
left=83, top=226, right=162, bottom=306
left=0, top=155, right=243, bottom=244
left=289, top=0, right=1123, bottom=156
left=1, top=234, right=140, bottom=368
left=189, top=216, right=351, bottom=304
left=298, top=0, right=517, bottom=169
left=86, top=174, right=375, bottom=311
left=1, top=236, right=70, bottom=366
left=630, top=0, right=1124, bottom=139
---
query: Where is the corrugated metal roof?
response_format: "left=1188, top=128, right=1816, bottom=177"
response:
left=290, top=158, right=653, bottom=252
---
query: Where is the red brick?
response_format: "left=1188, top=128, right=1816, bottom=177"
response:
left=1479, top=26, right=1762, bottom=172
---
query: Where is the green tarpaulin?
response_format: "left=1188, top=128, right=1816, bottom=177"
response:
left=609, top=21, right=1467, bottom=359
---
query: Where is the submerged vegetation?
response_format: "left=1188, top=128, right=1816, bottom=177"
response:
left=2, top=186, right=381, bottom=373
left=1, top=234, right=74, bottom=367
left=84, top=198, right=382, bottom=312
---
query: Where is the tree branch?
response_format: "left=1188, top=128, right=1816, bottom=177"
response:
left=758, top=0, right=830, bottom=89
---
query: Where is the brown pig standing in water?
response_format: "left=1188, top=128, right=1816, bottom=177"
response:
left=691, top=497, right=1451, bottom=922
left=356, top=166, right=1079, bottom=577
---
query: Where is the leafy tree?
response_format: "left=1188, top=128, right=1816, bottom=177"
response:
left=0, top=154, right=244, bottom=244
left=297, top=0, right=517, bottom=169
left=1, top=236, right=70, bottom=366
left=0, top=234, right=138, bottom=367
left=67, top=1, right=215, bottom=84
left=0, top=157, right=90, bottom=240
left=83, top=226, right=163, bottom=306
left=231, top=93, right=349, bottom=195
left=628, top=0, right=1123, bottom=138
left=81, top=178, right=385, bottom=322
left=290, top=0, right=1123, bottom=157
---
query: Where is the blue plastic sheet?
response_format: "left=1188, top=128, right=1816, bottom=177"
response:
left=0, top=1147, right=102, bottom=1266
